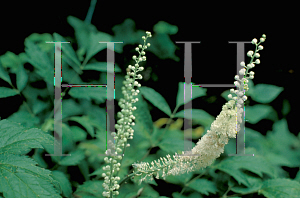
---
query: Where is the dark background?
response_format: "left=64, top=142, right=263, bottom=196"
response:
left=0, top=2, right=298, bottom=135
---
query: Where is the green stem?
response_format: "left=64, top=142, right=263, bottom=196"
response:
left=119, top=171, right=137, bottom=186
left=85, top=0, right=97, bottom=24
left=221, top=185, right=232, bottom=198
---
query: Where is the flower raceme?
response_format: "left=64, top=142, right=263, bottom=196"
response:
left=132, top=34, right=266, bottom=184
left=101, top=31, right=152, bottom=197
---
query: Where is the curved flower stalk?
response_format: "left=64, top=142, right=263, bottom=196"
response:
left=101, top=31, right=152, bottom=197
left=132, top=34, right=266, bottom=184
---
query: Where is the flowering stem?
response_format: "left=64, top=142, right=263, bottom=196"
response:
left=119, top=172, right=137, bottom=186
left=102, top=31, right=152, bottom=198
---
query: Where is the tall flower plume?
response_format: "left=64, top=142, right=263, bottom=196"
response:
left=102, top=31, right=152, bottom=197
left=132, top=34, right=266, bottom=184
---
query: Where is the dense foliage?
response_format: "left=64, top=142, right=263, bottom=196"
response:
left=0, top=14, right=300, bottom=198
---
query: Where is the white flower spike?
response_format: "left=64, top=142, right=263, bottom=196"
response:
left=131, top=34, right=266, bottom=185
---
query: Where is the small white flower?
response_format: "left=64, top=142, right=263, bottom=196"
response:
left=255, top=59, right=260, bottom=64
left=234, top=75, right=239, bottom=80
left=228, top=94, right=232, bottom=99
left=240, top=61, right=245, bottom=67
left=239, top=68, right=246, bottom=75
left=238, top=91, right=244, bottom=97
left=251, top=38, right=257, bottom=44
left=254, top=53, right=260, bottom=58
left=238, top=98, right=244, bottom=104
left=247, top=50, right=254, bottom=57
left=260, top=37, right=265, bottom=42
left=258, top=45, right=263, bottom=50
left=234, top=81, right=240, bottom=88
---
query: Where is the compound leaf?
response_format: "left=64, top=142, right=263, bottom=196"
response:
left=0, top=119, right=61, bottom=197
left=140, top=86, right=172, bottom=117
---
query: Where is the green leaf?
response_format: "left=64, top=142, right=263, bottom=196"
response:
left=265, top=119, right=300, bottom=167
left=0, top=119, right=61, bottom=197
left=32, top=99, right=49, bottom=115
left=68, top=87, right=107, bottom=103
left=7, top=110, right=39, bottom=128
left=0, top=87, right=19, bottom=98
left=0, top=51, right=22, bottom=72
left=153, top=21, right=178, bottom=35
left=78, top=141, right=104, bottom=165
left=16, top=65, right=28, bottom=92
left=60, top=123, right=75, bottom=153
left=0, top=61, right=12, bottom=85
left=0, top=154, right=61, bottom=198
left=149, top=33, right=180, bottom=61
left=258, top=178, right=300, bottom=198
left=53, top=32, right=81, bottom=67
left=187, top=179, right=218, bottom=196
left=68, top=115, right=95, bottom=137
left=251, top=83, right=284, bottom=103
left=67, top=16, right=98, bottom=56
left=62, top=99, right=83, bottom=120
left=0, top=119, right=54, bottom=155
left=214, top=153, right=276, bottom=187
left=111, top=19, right=143, bottom=54
left=59, top=149, right=85, bottom=166
left=74, top=180, right=104, bottom=197
left=83, top=61, right=121, bottom=73
left=158, top=138, right=195, bottom=154
left=176, top=82, right=207, bottom=108
left=24, top=40, right=53, bottom=85
left=174, top=109, right=214, bottom=127
left=245, top=104, right=275, bottom=124
left=85, top=31, right=113, bottom=64
left=70, top=126, right=87, bottom=142
left=140, top=86, right=172, bottom=116
left=52, top=170, right=72, bottom=198
left=24, top=33, right=54, bottom=52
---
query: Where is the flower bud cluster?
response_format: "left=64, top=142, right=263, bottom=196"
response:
left=102, top=31, right=152, bottom=197
left=229, top=34, right=266, bottom=112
